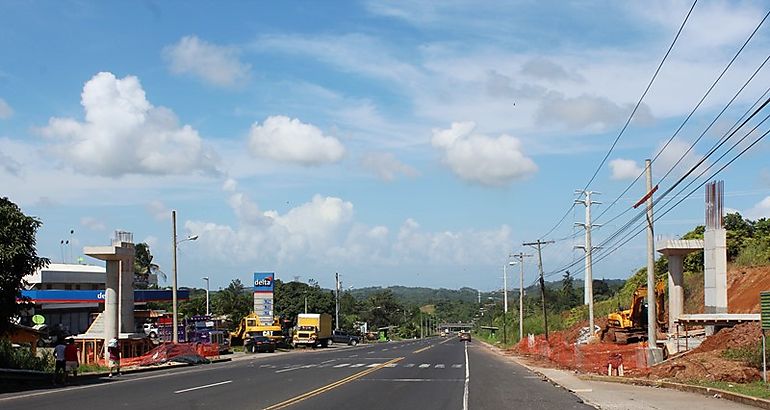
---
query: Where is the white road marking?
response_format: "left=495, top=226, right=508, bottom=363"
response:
left=333, top=363, right=350, bottom=368
left=404, top=363, right=415, bottom=368
left=366, top=363, right=383, bottom=368
left=384, top=363, right=398, bottom=368
left=349, top=363, right=366, bottom=368
left=174, top=380, right=232, bottom=394
left=452, top=364, right=463, bottom=368
left=435, top=364, right=445, bottom=368
left=463, top=342, right=469, bottom=410
left=419, top=364, right=430, bottom=368
left=320, top=359, right=336, bottom=364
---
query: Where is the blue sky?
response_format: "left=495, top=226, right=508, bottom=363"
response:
left=2, top=1, right=770, bottom=292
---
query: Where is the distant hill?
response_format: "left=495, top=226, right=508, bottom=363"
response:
left=350, top=286, right=479, bottom=306
left=348, top=278, right=625, bottom=307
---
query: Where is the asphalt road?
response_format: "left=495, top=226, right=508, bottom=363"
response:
left=0, top=337, right=591, bottom=410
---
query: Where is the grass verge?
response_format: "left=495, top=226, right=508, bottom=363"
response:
left=688, top=380, right=770, bottom=400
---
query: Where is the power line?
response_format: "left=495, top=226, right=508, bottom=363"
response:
left=537, top=0, right=698, bottom=241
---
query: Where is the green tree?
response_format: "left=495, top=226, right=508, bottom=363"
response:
left=179, top=290, right=207, bottom=318
left=133, top=243, right=158, bottom=289
left=0, top=198, right=49, bottom=335
left=559, top=271, right=580, bottom=309
left=213, top=279, right=252, bottom=328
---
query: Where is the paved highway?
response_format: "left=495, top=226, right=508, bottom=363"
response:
left=0, top=337, right=590, bottom=409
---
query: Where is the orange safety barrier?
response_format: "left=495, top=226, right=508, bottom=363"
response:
left=516, top=334, right=649, bottom=374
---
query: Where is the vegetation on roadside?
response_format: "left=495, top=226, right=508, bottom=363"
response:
left=0, top=197, right=50, bottom=336
left=721, top=342, right=763, bottom=370
left=688, top=380, right=770, bottom=400
left=0, top=340, right=52, bottom=371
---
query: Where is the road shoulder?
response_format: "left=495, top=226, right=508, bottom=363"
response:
left=476, top=340, right=755, bottom=410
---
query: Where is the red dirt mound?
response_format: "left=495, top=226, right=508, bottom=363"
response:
left=693, top=322, right=761, bottom=353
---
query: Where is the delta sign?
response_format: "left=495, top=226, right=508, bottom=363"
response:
left=253, top=272, right=275, bottom=325
left=253, top=272, right=274, bottom=293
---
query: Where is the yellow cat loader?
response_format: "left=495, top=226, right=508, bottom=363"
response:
left=603, top=281, right=666, bottom=344
left=229, top=313, right=283, bottom=346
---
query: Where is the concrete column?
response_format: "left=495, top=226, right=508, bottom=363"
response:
left=104, top=260, right=119, bottom=361
left=667, top=255, right=684, bottom=332
left=704, top=228, right=728, bottom=314
left=119, top=250, right=135, bottom=334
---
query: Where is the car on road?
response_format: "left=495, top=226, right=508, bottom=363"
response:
left=244, top=335, right=276, bottom=353
left=459, top=331, right=472, bottom=342
left=331, top=330, right=360, bottom=346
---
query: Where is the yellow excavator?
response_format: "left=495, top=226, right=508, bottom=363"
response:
left=229, top=313, right=284, bottom=346
left=603, top=281, right=666, bottom=344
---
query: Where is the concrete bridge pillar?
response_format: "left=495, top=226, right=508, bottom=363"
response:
left=85, top=231, right=135, bottom=362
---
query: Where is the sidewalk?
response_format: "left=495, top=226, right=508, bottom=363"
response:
left=481, top=342, right=757, bottom=409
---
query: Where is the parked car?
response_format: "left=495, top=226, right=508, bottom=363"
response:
left=245, top=335, right=276, bottom=353
left=331, top=330, right=360, bottom=346
left=143, top=323, right=159, bottom=339
left=459, top=331, right=471, bottom=342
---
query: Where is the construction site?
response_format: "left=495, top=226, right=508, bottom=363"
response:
left=511, top=181, right=770, bottom=386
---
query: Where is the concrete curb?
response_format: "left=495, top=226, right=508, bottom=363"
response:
left=579, top=374, right=770, bottom=410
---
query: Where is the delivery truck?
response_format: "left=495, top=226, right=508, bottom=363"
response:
left=292, top=313, right=332, bottom=348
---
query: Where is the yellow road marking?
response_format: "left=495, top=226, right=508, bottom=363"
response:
left=263, top=356, right=404, bottom=410
left=413, top=345, right=433, bottom=353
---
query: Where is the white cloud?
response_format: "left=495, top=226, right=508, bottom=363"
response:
left=0, top=98, right=13, bottom=119
left=633, top=1, right=764, bottom=51
left=222, top=178, right=238, bottom=192
left=0, top=150, right=21, bottom=176
left=745, top=196, right=770, bottom=220
left=39, top=72, right=220, bottom=177
left=188, top=194, right=354, bottom=263
left=431, top=122, right=537, bottom=186
left=163, top=35, right=250, bottom=87
left=186, top=191, right=514, bottom=270
left=520, top=57, right=583, bottom=82
left=360, top=152, right=418, bottom=181
left=248, top=115, right=345, bottom=166
left=80, top=216, right=106, bottom=231
left=254, top=33, right=420, bottom=84
left=536, top=93, right=654, bottom=132
left=147, top=200, right=169, bottom=221
left=609, top=158, right=644, bottom=181
left=654, top=138, right=705, bottom=179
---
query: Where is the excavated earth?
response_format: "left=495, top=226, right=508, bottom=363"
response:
left=511, top=265, right=770, bottom=383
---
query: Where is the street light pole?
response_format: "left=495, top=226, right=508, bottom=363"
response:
left=171, top=210, right=198, bottom=344
left=172, top=211, right=178, bottom=344
left=202, top=277, right=210, bottom=316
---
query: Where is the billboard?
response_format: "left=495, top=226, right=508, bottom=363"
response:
left=253, top=272, right=275, bottom=325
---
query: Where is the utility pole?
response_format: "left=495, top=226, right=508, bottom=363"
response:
left=503, top=263, right=508, bottom=313
left=335, top=272, right=340, bottom=331
left=643, top=159, right=661, bottom=363
left=523, top=239, right=554, bottom=341
left=511, top=252, right=532, bottom=341
left=575, top=190, right=601, bottom=337
left=171, top=210, right=179, bottom=344
left=420, top=312, right=424, bottom=339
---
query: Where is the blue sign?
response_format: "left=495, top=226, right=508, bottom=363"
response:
left=20, top=289, right=190, bottom=303
left=253, top=272, right=275, bottom=293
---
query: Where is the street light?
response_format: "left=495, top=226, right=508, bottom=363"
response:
left=202, top=277, right=210, bottom=316
left=172, top=210, right=198, bottom=344
left=504, top=260, right=515, bottom=314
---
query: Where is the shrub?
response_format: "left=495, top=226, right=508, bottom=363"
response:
left=0, top=339, right=53, bottom=371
